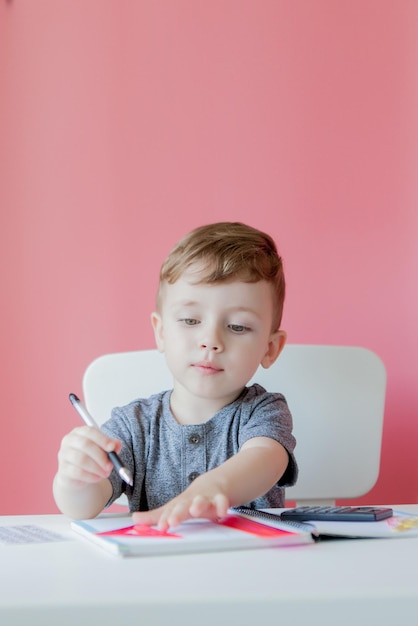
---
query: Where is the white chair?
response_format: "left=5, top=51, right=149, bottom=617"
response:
left=82, top=345, right=386, bottom=506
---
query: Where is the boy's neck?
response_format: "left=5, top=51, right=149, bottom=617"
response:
left=169, top=386, right=244, bottom=425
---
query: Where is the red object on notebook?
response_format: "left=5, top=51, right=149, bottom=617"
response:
left=219, top=515, right=294, bottom=537
left=98, top=524, right=181, bottom=538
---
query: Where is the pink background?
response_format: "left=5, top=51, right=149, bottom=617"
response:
left=1, top=1, right=417, bottom=515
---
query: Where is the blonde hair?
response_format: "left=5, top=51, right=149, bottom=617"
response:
left=157, top=222, right=286, bottom=330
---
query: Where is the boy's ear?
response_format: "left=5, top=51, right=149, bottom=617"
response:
left=151, top=312, right=164, bottom=352
left=260, top=330, right=287, bottom=369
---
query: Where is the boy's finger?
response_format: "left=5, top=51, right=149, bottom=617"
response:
left=188, top=495, right=207, bottom=517
left=75, top=426, right=122, bottom=453
left=213, top=493, right=229, bottom=518
left=132, top=508, right=162, bottom=527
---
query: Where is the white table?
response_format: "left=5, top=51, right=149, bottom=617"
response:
left=1, top=506, right=418, bottom=626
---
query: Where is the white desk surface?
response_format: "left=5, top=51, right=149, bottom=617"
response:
left=1, top=506, right=418, bottom=626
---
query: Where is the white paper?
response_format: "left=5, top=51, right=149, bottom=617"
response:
left=0, top=524, right=68, bottom=545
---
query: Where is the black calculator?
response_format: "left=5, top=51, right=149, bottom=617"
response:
left=281, top=506, right=393, bottom=522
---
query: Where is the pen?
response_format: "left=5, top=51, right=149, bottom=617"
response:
left=68, top=393, right=134, bottom=487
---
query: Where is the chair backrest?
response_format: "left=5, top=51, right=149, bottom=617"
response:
left=82, top=344, right=386, bottom=506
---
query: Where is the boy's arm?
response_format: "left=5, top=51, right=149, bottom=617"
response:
left=52, top=426, right=119, bottom=519
left=133, top=436, right=289, bottom=530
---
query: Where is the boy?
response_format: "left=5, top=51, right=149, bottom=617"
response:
left=53, top=222, right=297, bottom=529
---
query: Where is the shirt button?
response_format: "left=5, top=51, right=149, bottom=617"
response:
left=189, top=434, right=201, bottom=444
left=188, top=472, right=200, bottom=482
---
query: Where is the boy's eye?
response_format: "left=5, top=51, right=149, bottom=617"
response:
left=229, top=324, right=250, bottom=333
left=181, top=318, right=199, bottom=326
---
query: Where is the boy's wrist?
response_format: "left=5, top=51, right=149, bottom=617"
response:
left=53, top=474, right=111, bottom=519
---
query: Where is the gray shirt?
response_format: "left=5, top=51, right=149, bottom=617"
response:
left=102, top=383, right=298, bottom=511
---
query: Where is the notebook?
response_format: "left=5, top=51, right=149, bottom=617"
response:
left=236, top=507, right=418, bottom=540
left=71, top=510, right=314, bottom=557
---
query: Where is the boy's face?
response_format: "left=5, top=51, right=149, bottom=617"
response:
left=152, top=267, right=286, bottom=410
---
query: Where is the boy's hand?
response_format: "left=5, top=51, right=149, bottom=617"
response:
left=56, top=426, right=122, bottom=488
left=132, top=438, right=289, bottom=530
left=132, top=478, right=230, bottom=530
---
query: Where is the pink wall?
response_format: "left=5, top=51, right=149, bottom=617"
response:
left=1, top=1, right=417, bottom=514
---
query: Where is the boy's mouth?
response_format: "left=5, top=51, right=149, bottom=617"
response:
left=192, top=361, right=223, bottom=375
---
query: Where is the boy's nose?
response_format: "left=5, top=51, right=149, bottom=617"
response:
left=200, top=342, right=221, bottom=351
left=200, top=328, right=224, bottom=352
